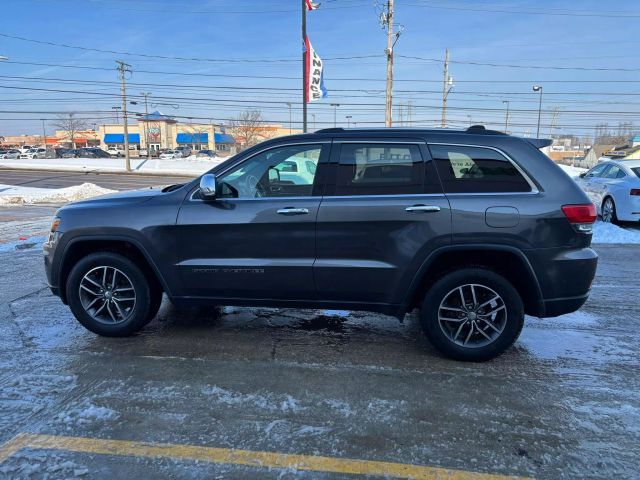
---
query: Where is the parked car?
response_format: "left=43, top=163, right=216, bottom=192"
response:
left=106, top=147, right=123, bottom=157
left=18, top=145, right=34, bottom=154
left=80, top=148, right=111, bottom=158
left=19, top=147, right=48, bottom=159
left=176, top=146, right=192, bottom=157
left=159, top=150, right=183, bottom=159
left=575, top=159, right=640, bottom=223
left=61, top=149, right=85, bottom=158
left=0, top=149, right=20, bottom=159
left=196, top=150, right=217, bottom=159
left=44, top=126, right=598, bottom=361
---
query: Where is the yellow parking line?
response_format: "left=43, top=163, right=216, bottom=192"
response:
left=0, top=433, right=531, bottom=479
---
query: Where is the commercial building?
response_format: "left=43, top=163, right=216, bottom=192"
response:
left=97, top=112, right=236, bottom=156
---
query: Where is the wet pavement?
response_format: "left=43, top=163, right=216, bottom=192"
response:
left=0, top=241, right=638, bottom=479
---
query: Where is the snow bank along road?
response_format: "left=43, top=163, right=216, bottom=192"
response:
left=0, top=238, right=638, bottom=478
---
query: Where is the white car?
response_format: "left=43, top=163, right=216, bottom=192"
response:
left=0, top=149, right=21, bottom=159
left=106, top=147, right=123, bottom=157
left=576, top=159, right=640, bottom=223
left=19, top=148, right=47, bottom=159
left=18, top=145, right=34, bottom=154
left=159, top=150, right=183, bottom=159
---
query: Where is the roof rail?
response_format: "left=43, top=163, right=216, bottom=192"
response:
left=315, top=127, right=345, bottom=133
left=466, top=125, right=505, bottom=135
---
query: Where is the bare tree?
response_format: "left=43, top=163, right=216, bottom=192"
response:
left=54, top=113, right=87, bottom=148
left=230, top=110, right=266, bottom=150
left=594, top=121, right=636, bottom=146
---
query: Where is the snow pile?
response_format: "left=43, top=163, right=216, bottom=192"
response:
left=57, top=402, right=119, bottom=427
left=592, top=221, right=640, bottom=244
left=0, top=182, right=115, bottom=205
left=557, top=163, right=587, bottom=179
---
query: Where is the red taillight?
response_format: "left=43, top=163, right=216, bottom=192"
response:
left=631, top=189, right=640, bottom=196
left=562, top=204, right=597, bottom=224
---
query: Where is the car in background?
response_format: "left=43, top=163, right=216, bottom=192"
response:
left=176, top=146, right=192, bottom=157
left=576, top=159, right=640, bottom=223
left=17, top=145, right=34, bottom=154
left=106, top=147, right=123, bottom=157
left=159, top=149, right=183, bottom=159
left=19, top=147, right=48, bottom=159
left=61, top=149, right=83, bottom=158
left=196, top=150, right=217, bottom=159
left=81, top=148, right=111, bottom=158
left=0, top=149, right=20, bottom=159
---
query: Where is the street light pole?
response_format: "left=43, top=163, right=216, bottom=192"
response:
left=346, top=115, right=352, bottom=128
left=533, top=85, right=543, bottom=138
left=40, top=119, right=46, bottom=147
left=502, top=100, right=510, bottom=133
left=330, top=104, right=340, bottom=127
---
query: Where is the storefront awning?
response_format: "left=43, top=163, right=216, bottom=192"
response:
left=176, top=133, right=208, bottom=144
left=104, top=133, right=140, bottom=144
left=214, top=133, right=236, bottom=144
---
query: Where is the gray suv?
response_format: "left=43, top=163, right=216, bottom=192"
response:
left=44, top=126, right=598, bottom=361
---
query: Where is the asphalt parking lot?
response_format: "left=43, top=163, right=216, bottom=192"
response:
left=0, top=238, right=638, bottom=479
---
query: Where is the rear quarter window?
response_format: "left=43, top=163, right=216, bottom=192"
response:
left=429, top=144, right=532, bottom=193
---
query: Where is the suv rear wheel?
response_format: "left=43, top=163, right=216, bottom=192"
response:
left=420, top=268, right=524, bottom=361
left=66, top=252, right=161, bottom=336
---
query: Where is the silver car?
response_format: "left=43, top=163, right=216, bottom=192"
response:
left=576, top=159, right=640, bottom=223
left=0, top=149, right=20, bottom=159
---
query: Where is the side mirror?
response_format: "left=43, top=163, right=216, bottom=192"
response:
left=578, top=172, right=586, bottom=178
left=268, top=167, right=281, bottom=183
left=199, top=173, right=217, bottom=199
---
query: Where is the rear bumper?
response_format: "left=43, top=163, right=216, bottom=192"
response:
left=541, top=293, right=590, bottom=318
left=526, top=246, right=598, bottom=318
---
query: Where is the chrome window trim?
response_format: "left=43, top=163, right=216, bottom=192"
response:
left=428, top=142, right=540, bottom=194
left=189, top=141, right=330, bottom=202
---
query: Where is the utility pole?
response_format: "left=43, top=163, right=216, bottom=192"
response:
left=311, top=113, right=316, bottom=131
left=302, top=0, right=307, bottom=133
left=398, top=103, right=403, bottom=126
left=383, top=0, right=395, bottom=127
left=141, top=92, right=151, bottom=159
left=286, top=102, right=292, bottom=134
left=111, top=106, right=121, bottom=123
left=441, top=49, right=454, bottom=128
left=502, top=100, right=510, bottom=132
left=40, top=119, right=46, bottom=147
left=407, top=101, right=412, bottom=126
left=549, top=106, right=559, bottom=138
left=117, top=60, right=132, bottom=172
left=346, top=115, right=352, bottom=128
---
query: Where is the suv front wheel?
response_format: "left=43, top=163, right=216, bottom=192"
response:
left=420, top=268, right=524, bottom=361
left=66, top=252, right=161, bottom=336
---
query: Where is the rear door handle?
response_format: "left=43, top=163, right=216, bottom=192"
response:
left=405, top=205, right=441, bottom=213
left=277, top=207, right=309, bottom=215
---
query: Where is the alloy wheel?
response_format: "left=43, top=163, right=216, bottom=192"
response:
left=78, top=266, right=136, bottom=324
left=602, top=198, right=614, bottom=223
left=438, top=283, right=507, bottom=348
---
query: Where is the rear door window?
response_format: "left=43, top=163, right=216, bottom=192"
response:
left=429, top=144, right=532, bottom=193
left=333, top=143, right=425, bottom=195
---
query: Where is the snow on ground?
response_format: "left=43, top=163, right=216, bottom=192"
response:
left=0, top=183, right=115, bottom=205
left=592, top=220, right=640, bottom=244
left=0, top=156, right=223, bottom=176
left=557, top=163, right=587, bottom=179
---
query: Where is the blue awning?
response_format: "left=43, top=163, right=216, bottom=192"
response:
left=103, top=133, right=140, bottom=144
left=176, top=133, right=208, bottom=144
left=214, top=133, right=236, bottom=144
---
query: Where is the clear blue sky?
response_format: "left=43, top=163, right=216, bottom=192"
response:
left=0, top=0, right=638, bottom=138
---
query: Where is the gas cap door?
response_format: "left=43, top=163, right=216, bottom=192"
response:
left=485, top=206, right=520, bottom=228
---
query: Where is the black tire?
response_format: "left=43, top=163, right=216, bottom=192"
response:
left=420, top=268, right=524, bottom=362
left=66, top=252, right=158, bottom=336
left=601, top=196, right=618, bottom=224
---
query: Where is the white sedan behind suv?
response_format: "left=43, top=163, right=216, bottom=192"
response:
left=159, top=150, right=183, bottom=159
left=576, top=159, right=640, bottom=223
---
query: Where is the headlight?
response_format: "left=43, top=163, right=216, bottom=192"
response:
left=50, top=217, right=61, bottom=233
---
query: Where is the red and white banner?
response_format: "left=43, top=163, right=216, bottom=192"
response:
left=304, top=37, right=328, bottom=103
left=305, top=0, right=320, bottom=11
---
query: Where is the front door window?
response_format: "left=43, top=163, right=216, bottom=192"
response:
left=218, top=144, right=321, bottom=198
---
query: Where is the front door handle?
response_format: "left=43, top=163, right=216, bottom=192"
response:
left=405, top=205, right=441, bottom=213
left=277, top=207, right=309, bottom=215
